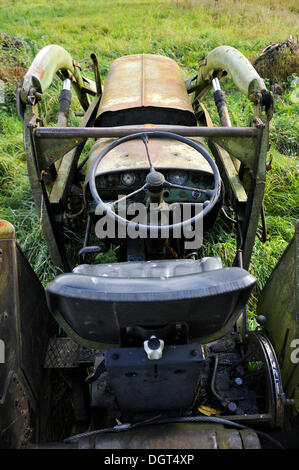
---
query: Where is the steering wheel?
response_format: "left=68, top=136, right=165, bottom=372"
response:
left=89, top=131, right=221, bottom=236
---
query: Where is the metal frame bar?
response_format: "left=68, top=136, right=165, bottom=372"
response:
left=30, top=119, right=265, bottom=271
left=34, top=125, right=258, bottom=139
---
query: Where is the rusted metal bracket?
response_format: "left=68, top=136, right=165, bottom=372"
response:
left=256, top=204, right=270, bottom=243
left=33, top=125, right=259, bottom=172
left=90, top=53, right=102, bottom=96
left=49, top=95, right=101, bottom=205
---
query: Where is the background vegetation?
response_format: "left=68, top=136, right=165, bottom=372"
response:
left=0, top=0, right=298, bottom=315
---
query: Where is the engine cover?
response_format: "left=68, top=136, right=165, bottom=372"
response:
left=95, top=54, right=197, bottom=127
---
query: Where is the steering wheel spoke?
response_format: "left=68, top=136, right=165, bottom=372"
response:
left=111, top=184, right=149, bottom=208
left=141, top=134, right=155, bottom=172
left=164, top=181, right=215, bottom=198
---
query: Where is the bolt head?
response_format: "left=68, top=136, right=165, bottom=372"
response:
left=191, top=349, right=199, bottom=357
left=227, top=402, right=237, bottom=413
left=257, top=315, right=267, bottom=326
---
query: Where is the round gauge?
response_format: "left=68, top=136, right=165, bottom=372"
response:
left=121, top=172, right=136, bottom=187
left=167, top=170, right=188, bottom=185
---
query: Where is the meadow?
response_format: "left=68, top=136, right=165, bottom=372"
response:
left=0, top=0, right=298, bottom=316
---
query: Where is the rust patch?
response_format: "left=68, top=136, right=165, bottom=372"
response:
left=85, top=135, right=213, bottom=183
left=96, top=54, right=195, bottom=116
left=29, top=65, right=45, bottom=80
left=0, top=220, right=15, bottom=239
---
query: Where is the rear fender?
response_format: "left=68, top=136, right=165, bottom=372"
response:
left=257, top=220, right=299, bottom=414
left=0, top=220, right=54, bottom=447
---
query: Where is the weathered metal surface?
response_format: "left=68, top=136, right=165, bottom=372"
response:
left=23, top=110, right=66, bottom=270
left=194, top=89, right=268, bottom=271
left=212, top=82, right=241, bottom=172
left=219, top=413, right=272, bottom=424
left=84, top=136, right=213, bottom=181
left=44, top=338, right=96, bottom=369
left=74, top=423, right=261, bottom=449
left=49, top=95, right=100, bottom=204
left=246, top=331, right=284, bottom=429
left=21, top=45, right=75, bottom=98
left=90, top=53, right=102, bottom=97
left=44, top=338, right=81, bottom=368
left=55, top=85, right=72, bottom=172
left=208, top=142, right=247, bottom=206
left=49, top=143, right=85, bottom=205
left=239, top=429, right=262, bottom=449
left=24, top=96, right=100, bottom=269
left=34, top=125, right=259, bottom=138
left=105, top=344, right=205, bottom=412
left=27, top=423, right=261, bottom=449
left=241, top=117, right=268, bottom=269
left=257, top=221, right=299, bottom=411
left=258, top=333, right=285, bottom=428
left=20, top=44, right=96, bottom=110
left=212, top=136, right=257, bottom=171
left=0, top=220, right=53, bottom=448
left=198, top=102, right=244, bottom=196
left=193, top=46, right=266, bottom=103
left=34, top=125, right=259, bottom=173
left=96, top=54, right=195, bottom=119
left=34, top=134, right=87, bottom=171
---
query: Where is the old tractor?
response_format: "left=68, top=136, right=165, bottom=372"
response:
left=0, top=44, right=298, bottom=449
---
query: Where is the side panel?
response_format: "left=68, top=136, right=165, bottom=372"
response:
left=257, top=220, right=299, bottom=412
left=0, top=220, right=54, bottom=448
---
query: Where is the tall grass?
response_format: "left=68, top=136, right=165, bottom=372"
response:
left=0, top=0, right=298, bottom=68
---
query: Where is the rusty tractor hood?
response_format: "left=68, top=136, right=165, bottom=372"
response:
left=95, top=54, right=197, bottom=127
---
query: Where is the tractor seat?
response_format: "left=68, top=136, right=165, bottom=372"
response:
left=45, top=257, right=256, bottom=347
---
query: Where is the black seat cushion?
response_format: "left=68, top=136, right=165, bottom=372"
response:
left=45, top=258, right=256, bottom=346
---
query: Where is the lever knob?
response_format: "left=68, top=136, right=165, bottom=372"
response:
left=144, top=335, right=164, bottom=360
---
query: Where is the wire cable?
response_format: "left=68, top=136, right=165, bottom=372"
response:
left=64, top=414, right=284, bottom=449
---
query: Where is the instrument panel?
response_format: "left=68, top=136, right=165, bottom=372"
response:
left=93, top=169, right=214, bottom=204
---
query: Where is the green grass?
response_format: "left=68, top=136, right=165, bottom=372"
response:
left=270, top=75, right=299, bottom=155
left=0, top=0, right=298, bottom=316
left=0, top=0, right=298, bottom=69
